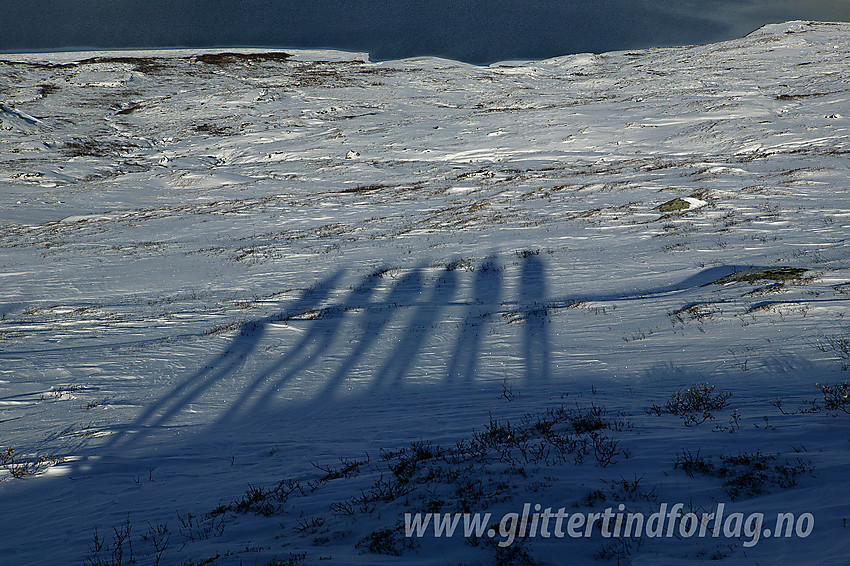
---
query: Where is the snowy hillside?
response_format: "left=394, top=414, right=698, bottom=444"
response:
left=1, top=21, right=850, bottom=565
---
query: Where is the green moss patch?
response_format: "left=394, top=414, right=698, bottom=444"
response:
left=709, top=267, right=808, bottom=285
left=656, top=198, right=691, bottom=212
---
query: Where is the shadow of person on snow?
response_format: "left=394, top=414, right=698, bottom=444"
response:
left=520, top=252, right=551, bottom=384
left=445, top=256, right=503, bottom=386
left=108, top=260, right=777, bottom=450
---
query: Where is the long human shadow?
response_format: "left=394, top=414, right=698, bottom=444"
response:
left=446, top=256, right=503, bottom=385
left=520, top=253, right=551, bottom=384
left=105, top=269, right=345, bottom=450
left=106, top=261, right=803, bottom=451
left=217, top=268, right=388, bottom=422
left=370, top=266, right=460, bottom=391
left=309, top=266, right=429, bottom=401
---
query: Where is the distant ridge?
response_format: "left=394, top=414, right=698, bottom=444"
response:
left=3, top=0, right=850, bottom=63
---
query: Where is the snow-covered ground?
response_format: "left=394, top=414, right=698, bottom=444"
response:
left=1, top=21, right=850, bottom=565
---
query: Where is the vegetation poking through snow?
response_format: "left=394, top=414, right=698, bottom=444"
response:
left=709, top=267, right=808, bottom=285
left=646, top=383, right=733, bottom=426
left=818, top=381, right=850, bottom=414
left=656, top=198, right=691, bottom=212
left=0, top=447, right=65, bottom=480
left=817, top=336, right=850, bottom=371
left=88, top=404, right=632, bottom=564
left=674, top=450, right=812, bottom=500
left=771, top=380, right=850, bottom=415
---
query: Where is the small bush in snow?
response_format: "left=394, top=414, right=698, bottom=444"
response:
left=646, top=383, right=732, bottom=426
left=819, top=381, right=850, bottom=413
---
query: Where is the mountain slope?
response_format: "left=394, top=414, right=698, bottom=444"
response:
left=1, top=21, right=849, bottom=565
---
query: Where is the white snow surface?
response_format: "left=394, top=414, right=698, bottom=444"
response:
left=1, top=20, right=850, bottom=564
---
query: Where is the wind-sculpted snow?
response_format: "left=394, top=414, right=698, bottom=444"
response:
left=1, top=22, right=850, bottom=565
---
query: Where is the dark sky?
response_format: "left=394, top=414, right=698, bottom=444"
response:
left=3, top=1, right=850, bottom=63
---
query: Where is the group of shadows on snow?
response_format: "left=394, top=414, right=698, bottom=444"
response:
left=108, top=257, right=751, bottom=450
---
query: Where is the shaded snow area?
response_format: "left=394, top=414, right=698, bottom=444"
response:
left=2, top=21, right=850, bottom=565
